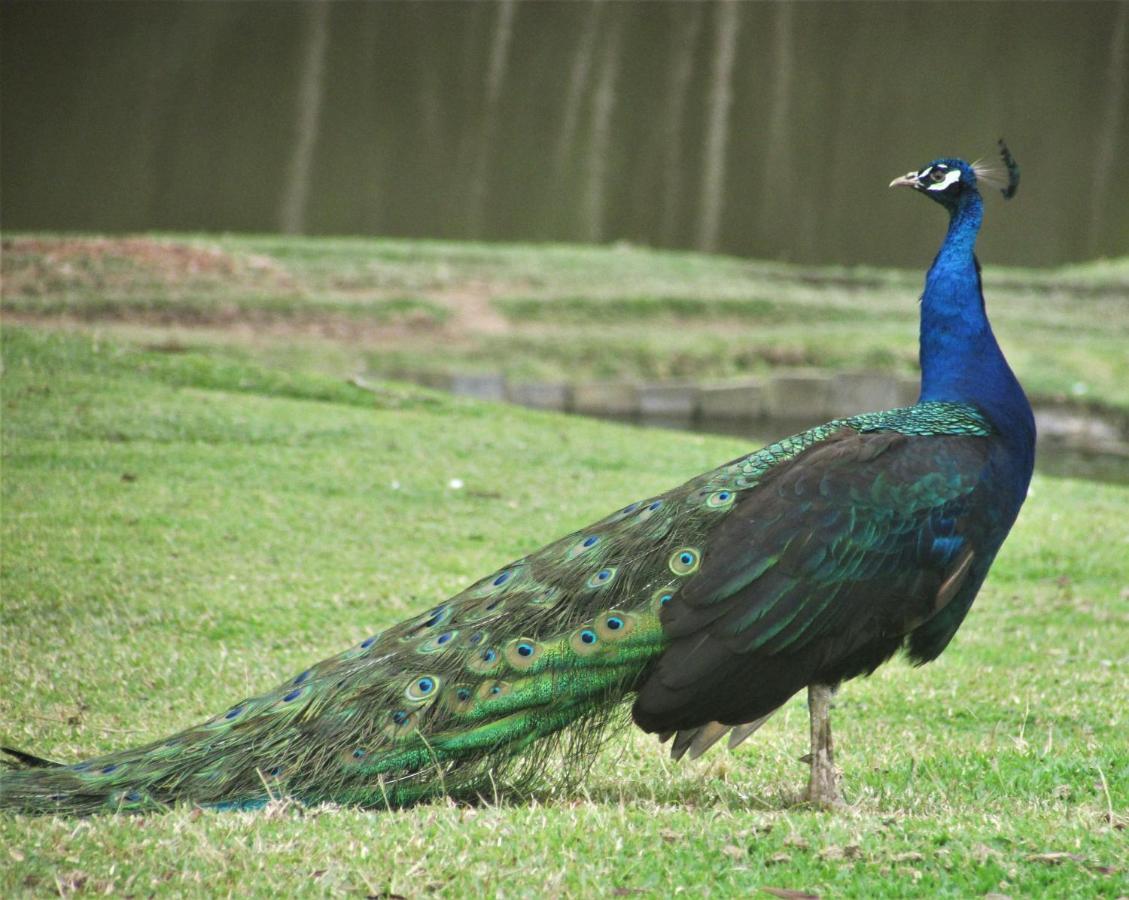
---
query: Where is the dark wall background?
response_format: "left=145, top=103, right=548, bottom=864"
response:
left=2, top=0, right=1127, bottom=268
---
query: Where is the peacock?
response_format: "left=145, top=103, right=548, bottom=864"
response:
left=1, top=144, right=1032, bottom=815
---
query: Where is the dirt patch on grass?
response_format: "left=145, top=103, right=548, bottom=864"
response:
left=2, top=309, right=448, bottom=348
left=1, top=236, right=292, bottom=297
left=7, top=236, right=243, bottom=275
left=1, top=236, right=516, bottom=337
left=432, top=283, right=511, bottom=335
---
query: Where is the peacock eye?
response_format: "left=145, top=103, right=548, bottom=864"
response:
left=929, top=169, right=947, bottom=183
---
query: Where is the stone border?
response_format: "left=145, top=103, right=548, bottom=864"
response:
left=394, top=369, right=919, bottom=423
left=380, top=368, right=1129, bottom=454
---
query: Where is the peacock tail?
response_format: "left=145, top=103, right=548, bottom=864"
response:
left=2, top=401, right=990, bottom=816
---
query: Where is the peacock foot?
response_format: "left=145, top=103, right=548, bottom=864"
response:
left=798, top=682, right=843, bottom=808
left=800, top=752, right=842, bottom=808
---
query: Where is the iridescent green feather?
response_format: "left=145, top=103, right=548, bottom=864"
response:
left=0, top=402, right=990, bottom=815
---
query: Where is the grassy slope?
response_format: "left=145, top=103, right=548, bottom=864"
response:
left=4, top=235, right=1129, bottom=414
left=2, top=327, right=1126, bottom=897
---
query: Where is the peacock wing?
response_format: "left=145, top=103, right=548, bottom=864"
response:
left=633, top=426, right=993, bottom=733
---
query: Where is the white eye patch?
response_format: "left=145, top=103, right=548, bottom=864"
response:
left=926, top=168, right=962, bottom=191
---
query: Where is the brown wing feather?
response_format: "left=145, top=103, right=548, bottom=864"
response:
left=633, top=429, right=991, bottom=734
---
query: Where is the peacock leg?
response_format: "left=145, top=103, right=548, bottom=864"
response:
left=803, top=682, right=842, bottom=807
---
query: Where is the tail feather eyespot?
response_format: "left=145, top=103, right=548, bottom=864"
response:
left=569, top=627, right=602, bottom=656
left=446, top=685, right=475, bottom=714
left=567, top=535, right=602, bottom=559
left=468, top=646, right=502, bottom=674
left=595, top=611, right=636, bottom=641
left=476, top=680, right=513, bottom=701
left=669, top=548, right=701, bottom=576
left=404, top=675, right=440, bottom=703
left=464, top=597, right=507, bottom=622
left=586, top=567, right=617, bottom=589
left=651, top=585, right=676, bottom=614
left=417, top=630, right=459, bottom=653
left=705, top=490, right=735, bottom=509
left=504, top=638, right=543, bottom=670
left=530, top=588, right=561, bottom=606
left=382, top=709, right=418, bottom=740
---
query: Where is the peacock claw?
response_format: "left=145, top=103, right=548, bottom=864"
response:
left=801, top=760, right=843, bottom=809
left=800, top=785, right=843, bottom=809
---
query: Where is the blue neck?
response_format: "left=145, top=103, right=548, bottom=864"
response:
left=917, top=192, right=1035, bottom=453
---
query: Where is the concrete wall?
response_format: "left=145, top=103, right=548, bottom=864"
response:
left=399, top=368, right=920, bottom=423
left=382, top=367, right=1128, bottom=454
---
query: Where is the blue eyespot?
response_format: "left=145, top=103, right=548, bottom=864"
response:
left=652, top=586, right=676, bottom=611
left=587, top=566, right=617, bottom=588
left=493, top=571, right=511, bottom=586
left=568, top=533, right=604, bottom=559
left=391, top=710, right=408, bottom=725
left=293, top=670, right=310, bottom=685
left=517, top=642, right=534, bottom=657
left=490, top=684, right=502, bottom=695
left=282, top=689, right=302, bottom=702
left=470, top=644, right=501, bottom=672
left=581, top=629, right=597, bottom=645
left=417, top=677, right=435, bottom=694
left=670, top=547, right=701, bottom=575
left=436, top=632, right=453, bottom=645
left=457, top=688, right=471, bottom=701
left=102, top=764, right=118, bottom=774
left=124, top=791, right=141, bottom=802
left=224, top=706, right=243, bottom=720
left=648, top=500, right=663, bottom=511
left=706, top=489, right=736, bottom=509
left=423, top=606, right=448, bottom=627
left=606, top=616, right=624, bottom=630
left=352, top=749, right=365, bottom=760
left=270, top=767, right=282, bottom=776
left=469, top=631, right=485, bottom=646
left=360, top=636, right=378, bottom=649
left=621, top=502, right=639, bottom=514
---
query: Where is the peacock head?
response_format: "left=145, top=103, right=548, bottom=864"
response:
left=889, top=158, right=980, bottom=211
left=890, top=142, right=1019, bottom=211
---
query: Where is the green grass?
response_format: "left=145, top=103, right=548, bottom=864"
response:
left=2, top=326, right=1126, bottom=897
left=4, top=234, right=1129, bottom=413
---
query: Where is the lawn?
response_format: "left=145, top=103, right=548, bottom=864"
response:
left=1, top=323, right=1125, bottom=897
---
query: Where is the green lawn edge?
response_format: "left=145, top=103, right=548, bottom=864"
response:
left=4, top=233, right=1128, bottom=413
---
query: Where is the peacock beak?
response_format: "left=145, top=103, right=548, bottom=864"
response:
left=889, top=171, right=921, bottom=190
